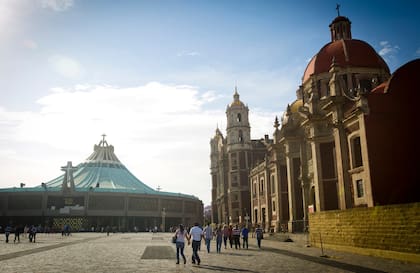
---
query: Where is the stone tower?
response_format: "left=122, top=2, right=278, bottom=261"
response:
left=225, top=87, right=252, bottom=224
left=209, top=127, right=226, bottom=224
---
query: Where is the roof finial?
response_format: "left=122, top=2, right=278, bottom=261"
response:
left=336, top=3, right=340, bottom=16
left=100, top=134, right=108, bottom=147
left=274, top=116, right=280, bottom=129
left=233, top=86, right=239, bottom=101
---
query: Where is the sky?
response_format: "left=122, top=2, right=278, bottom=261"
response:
left=0, top=0, right=419, bottom=206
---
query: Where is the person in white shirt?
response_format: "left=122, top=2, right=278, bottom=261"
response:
left=188, top=222, right=203, bottom=265
left=203, top=222, right=213, bottom=253
left=174, top=224, right=189, bottom=264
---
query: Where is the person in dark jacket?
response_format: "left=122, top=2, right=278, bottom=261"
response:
left=14, top=224, right=22, bottom=243
left=5, top=224, right=12, bottom=243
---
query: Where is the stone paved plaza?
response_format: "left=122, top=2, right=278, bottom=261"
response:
left=0, top=232, right=419, bottom=273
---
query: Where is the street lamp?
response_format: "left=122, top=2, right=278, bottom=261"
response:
left=161, top=208, right=166, bottom=232
left=244, top=213, right=250, bottom=228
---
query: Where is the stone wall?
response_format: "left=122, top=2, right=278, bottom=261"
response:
left=308, top=202, right=420, bottom=254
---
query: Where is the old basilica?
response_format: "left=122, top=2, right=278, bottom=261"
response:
left=210, top=13, right=419, bottom=233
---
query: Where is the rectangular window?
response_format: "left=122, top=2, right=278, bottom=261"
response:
left=271, top=175, right=275, bottom=194
left=272, top=200, right=276, bottom=212
left=352, top=137, right=363, bottom=168
left=260, top=178, right=264, bottom=194
left=356, top=179, right=364, bottom=198
left=231, top=153, right=237, bottom=170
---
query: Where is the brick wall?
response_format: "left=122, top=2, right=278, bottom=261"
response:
left=308, top=202, right=420, bottom=254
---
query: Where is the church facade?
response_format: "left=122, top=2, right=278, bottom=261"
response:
left=211, top=14, right=419, bottom=233
left=210, top=89, right=267, bottom=225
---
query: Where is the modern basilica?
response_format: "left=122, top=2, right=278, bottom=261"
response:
left=0, top=136, right=203, bottom=232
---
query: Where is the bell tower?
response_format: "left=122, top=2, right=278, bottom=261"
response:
left=226, top=87, right=251, bottom=150
left=225, top=87, right=252, bottom=225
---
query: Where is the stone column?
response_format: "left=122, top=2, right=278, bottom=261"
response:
left=299, top=142, right=310, bottom=230
left=285, top=142, right=297, bottom=232
left=310, top=139, right=324, bottom=211
left=333, top=115, right=353, bottom=209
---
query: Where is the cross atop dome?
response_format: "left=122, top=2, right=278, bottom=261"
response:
left=99, top=134, right=109, bottom=147
left=329, top=5, right=352, bottom=41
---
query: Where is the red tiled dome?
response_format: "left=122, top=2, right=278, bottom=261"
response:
left=303, top=39, right=390, bottom=83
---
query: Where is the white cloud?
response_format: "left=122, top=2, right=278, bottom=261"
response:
left=41, top=0, right=74, bottom=12
left=48, top=54, right=84, bottom=78
left=416, top=48, right=420, bottom=56
left=0, top=0, right=35, bottom=40
left=0, top=0, right=73, bottom=40
left=0, top=82, right=278, bottom=205
left=177, top=51, right=201, bottom=57
left=23, top=39, right=38, bottom=49
left=378, top=41, right=400, bottom=57
left=167, top=65, right=300, bottom=112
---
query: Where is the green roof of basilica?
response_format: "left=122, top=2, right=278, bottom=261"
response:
left=0, top=137, right=198, bottom=200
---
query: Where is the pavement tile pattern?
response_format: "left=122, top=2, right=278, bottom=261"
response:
left=0, top=232, right=419, bottom=273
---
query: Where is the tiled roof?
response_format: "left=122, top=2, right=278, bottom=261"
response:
left=303, top=39, right=389, bottom=83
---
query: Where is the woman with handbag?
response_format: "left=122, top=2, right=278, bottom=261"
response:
left=173, top=224, right=190, bottom=264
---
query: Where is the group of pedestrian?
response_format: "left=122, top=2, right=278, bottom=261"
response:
left=219, top=223, right=253, bottom=250
left=3, top=224, right=38, bottom=243
left=61, top=224, right=71, bottom=236
left=172, top=222, right=202, bottom=265
left=172, top=222, right=265, bottom=265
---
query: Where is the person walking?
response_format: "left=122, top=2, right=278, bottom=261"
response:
left=23, top=225, right=29, bottom=238
left=29, top=225, right=37, bottom=243
left=174, top=224, right=189, bottom=264
left=4, top=224, right=12, bottom=243
left=222, top=225, right=229, bottom=249
left=203, top=222, right=213, bottom=253
left=215, top=225, right=223, bottom=253
left=14, top=224, right=22, bottom=243
left=241, top=225, right=249, bottom=249
left=189, top=222, right=203, bottom=265
left=228, top=225, right=233, bottom=248
left=255, top=224, right=264, bottom=249
left=232, top=224, right=241, bottom=249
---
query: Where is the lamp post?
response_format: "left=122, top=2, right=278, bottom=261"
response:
left=41, top=183, right=47, bottom=228
left=161, top=208, right=166, bottom=232
left=244, top=213, right=250, bottom=228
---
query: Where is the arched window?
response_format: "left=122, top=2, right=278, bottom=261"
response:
left=238, top=130, right=243, bottom=143
left=237, top=113, right=242, bottom=122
